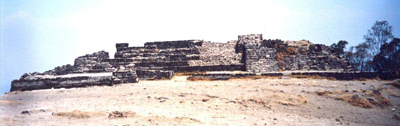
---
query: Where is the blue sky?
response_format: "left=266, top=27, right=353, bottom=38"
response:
left=1, top=0, right=399, bottom=94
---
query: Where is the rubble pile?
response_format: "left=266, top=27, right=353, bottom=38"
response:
left=42, top=51, right=114, bottom=75
left=73, top=51, right=114, bottom=73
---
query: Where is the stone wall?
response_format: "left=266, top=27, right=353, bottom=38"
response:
left=113, top=40, right=202, bottom=68
left=11, top=73, right=114, bottom=91
left=190, top=41, right=242, bottom=66
left=112, top=64, right=138, bottom=84
left=144, top=40, right=203, bottom=49
left=112, top=41, right=205, bottom=80
left=113, top=40, right=245, bottom=73
left=245, top=45, right=279, bottom=73
left=112, top=35, right=348, bottom=75
left=238, top=34, right=351, bottom=73
left=163, top=65, right=245, bottom=72
left=276, top=43, right=350, bottom=71
left=188, top=71, right=398, bottom=81
left=235, top=34, right=263, bottom=53
left=291, top=72, right=397, bottom=80
left=11, top=51, right=133, bottom=91
left=136, top=70, right=174, bottom=80
left=239, top=35, right=280, bottom=73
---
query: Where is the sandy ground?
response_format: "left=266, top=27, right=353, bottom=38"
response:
left=1, top=76, right=399, bottom=126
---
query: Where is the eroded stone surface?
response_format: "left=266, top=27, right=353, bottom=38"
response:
left=10, top=34, right=357, bottom=91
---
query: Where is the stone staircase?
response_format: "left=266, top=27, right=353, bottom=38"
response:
left=109, top=40, right=203, bottom=79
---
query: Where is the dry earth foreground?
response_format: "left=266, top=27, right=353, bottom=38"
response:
left=1, top=76, right=400, bottom=126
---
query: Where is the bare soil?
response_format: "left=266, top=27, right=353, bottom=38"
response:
left=1, top=76, right=399, bottom=126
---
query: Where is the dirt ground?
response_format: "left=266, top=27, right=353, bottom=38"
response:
left=1, top=76, right=399, bottom=126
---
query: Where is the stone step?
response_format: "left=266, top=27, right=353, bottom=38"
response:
left=135, top=64, right=245, bottom=72
left=144, top=64, right=245, bottom=72
left=112, top=70, right=138, bottom=84
left=136, top=69, right=174, bottom=80
left=144, top=40, right=203, bottom=49
left=108, top=55, right=200, bottom=61
left=117, top=47, right=199, bottom=54
left=11, top=75, right=114, bottom=91
left=115, top=53, right=200, bottom=59
left=104, top=58, right=200, bottom=68
left=116, top=46, right=156, bottom=51
left=188, top=72, right=282, bottom=80
left=115, top=51, right=200, bottom=58
left=129, top=57, right=200, bottom=63
left=134, top=61, right=190, bottom=67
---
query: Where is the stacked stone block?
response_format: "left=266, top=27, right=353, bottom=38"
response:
left=11, top=73, right=113, bottom=91
left=136, top=70, right=174, bottom=80
left=235, top=34, right=263, bottom=53
left=276, top=43, right=350, bottom=71
left=112, top=40, right=204, bottom=79
left=238, top=34, right=351, bottom=73
left=245, top=45, right=279, bottom=73
left=112, top=64, right=138, bottom=84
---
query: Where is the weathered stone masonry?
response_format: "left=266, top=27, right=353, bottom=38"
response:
left=11, top=34, right=353, bottom=91
left=235, top=34, right=352, bottom=72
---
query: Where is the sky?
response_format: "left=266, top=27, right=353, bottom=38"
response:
left=1, top=0, right=399, bottom=95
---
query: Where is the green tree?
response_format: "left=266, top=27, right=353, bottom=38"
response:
left=345, top=46, right=358, bottom=71
left=350, top=20, right=396, bottom=71
left=345, top=43, right=371, bottom=72
left=364, top=21, right=394, bottom=57
left=354, top=43, right=370, bottom=71
left=331, top=40, right=348, bottom=57
left=372, top=38, right=400, bottom=76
